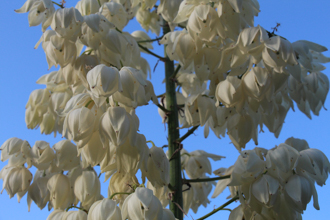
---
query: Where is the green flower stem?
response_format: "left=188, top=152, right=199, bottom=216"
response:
left=138, top=44, right=167, bottom=61
left=156, top=103, right=171, bottom=113
left=52, top=1, right=64, bottom=8
left=196, top=195, right=239, bottom=220
left=66, top=206, right=87, bottom=212
left=163, top=21, right=183, bottom=220
left=182, top=175, right=231, bottom=183
left=146, top=140, right=156, bottom=147
left=176, top=125, right=199, bottom=143
left=84, top=100, right=93, bottom=108
left=137, top=36, right=164, bottom=43
left=156, top=93, right=166, bottom=98
left=109, top=192, right=132, bottom=200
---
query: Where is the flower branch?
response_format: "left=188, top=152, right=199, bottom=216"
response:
left=175, top=125, right=199, bottom=143
left=138, top=44, right=167, bottom=61
left=156, top=103, right=171, bottom=113
left=137, top=36, right=164, bottom=43
left=182, top=175, right=231, bottom=184
left=170, top=64, right=181, bottom=80
left=52, top=1, right=64, bottom=8
left=109, top=192, right=132, bottom=200
left=196, top=195, right=239, bottom=220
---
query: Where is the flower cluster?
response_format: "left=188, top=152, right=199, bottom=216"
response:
left=212, top=137, right=330, bottom=219
left=1, top=0, right=329, bottom=219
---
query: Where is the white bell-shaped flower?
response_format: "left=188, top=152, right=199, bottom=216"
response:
left=47, top=210, right=66, bottom=220
left=161, top=209, right=176, bottom=220
left=61, top=93, right=93, bottom=116
left=15, top=0, right=55, bottom=31
left=182, top=183, right=194, bottom=214
left=49, top=90, right=73, bottom=116
left=25, top=89, right=50, bottom=129
left=183, top=95, right=217, bottom=128
left=108, top=173, right=139, bottom=204
left=1, top=166, right=32, bottom=200
left=27, top=169, right=52, bottom=211
left=212, top=166, right=234, bottom=198
left=53, top=140, right=80, bottom=171
left=88, top=198, right=122, bottom=220
left=47, top=173, right=73, bottom=210
left=226, top=113, right=257, bottom=150
left=75, top=0, right=100, bottom=16
left=62, top=107, right=96, bottom=149
left=284, top=174, right=313, bottom=213
left=215, top=76, right=245, bottom=110
left=112, top=67, right=148, bottom=108
left=142, top=145, right=169, bottom=187
left=285, top=137, right=310, bottom=151
left=187, top=5, right=226, bottom=47
left=101, top=29, right=126, bottom=55
left=0, top=138, right=26, bottom=162
left=295, top=148, right=329, bottom=186
left=87, top=64, right=122, bottom=107
left=157, top=0, right=181, bottom=31
left=79, top=131, right=107, bottom=167
left=40, top=112, right=56, bottom=135
left=99, top=106, right=137, bottom=147
left=30, top=141, right=55, bottom=170
left=63, top=210, right=88, bottom=220
left=266, top=143, right=299, bottom=182
left=42, top=35, right=77, bottom=68
left=73, top=54, right=100, bottom=88
left=173, top=0, right=199, bottom=24
left=229, top=149, right=266, bottom=186
left=115, top=134, right=149, bottom=176
left=217, top=0, right=260, bottom=39
left=121, top=187, right=163, bottom=220
left=74, top=170, right=101, bottom=208
left=99, top=2, right=128, bottom=30
left=262, top=36, right=298, bottom=73
left=136, top=9, right=161, bottom=36
left=79, top=14, right=115, bottom=49
left=251, top=174, right=279, bottom=205
left=121, top=32, right=142, bottom=67
left=242, top=67, right=272, bottom=101
left=190, top=178, right=214, bottom=213
left=147, top=181, right=169, bottom=208
left=183, top=149, right=225, bottom=179
left=51, top=7, right=84, bottom=41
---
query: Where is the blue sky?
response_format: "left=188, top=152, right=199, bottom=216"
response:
left=0, top=0, right=330, bottom=219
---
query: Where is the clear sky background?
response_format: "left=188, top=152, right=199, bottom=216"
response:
left=0, top=0, right=330, bottom=219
